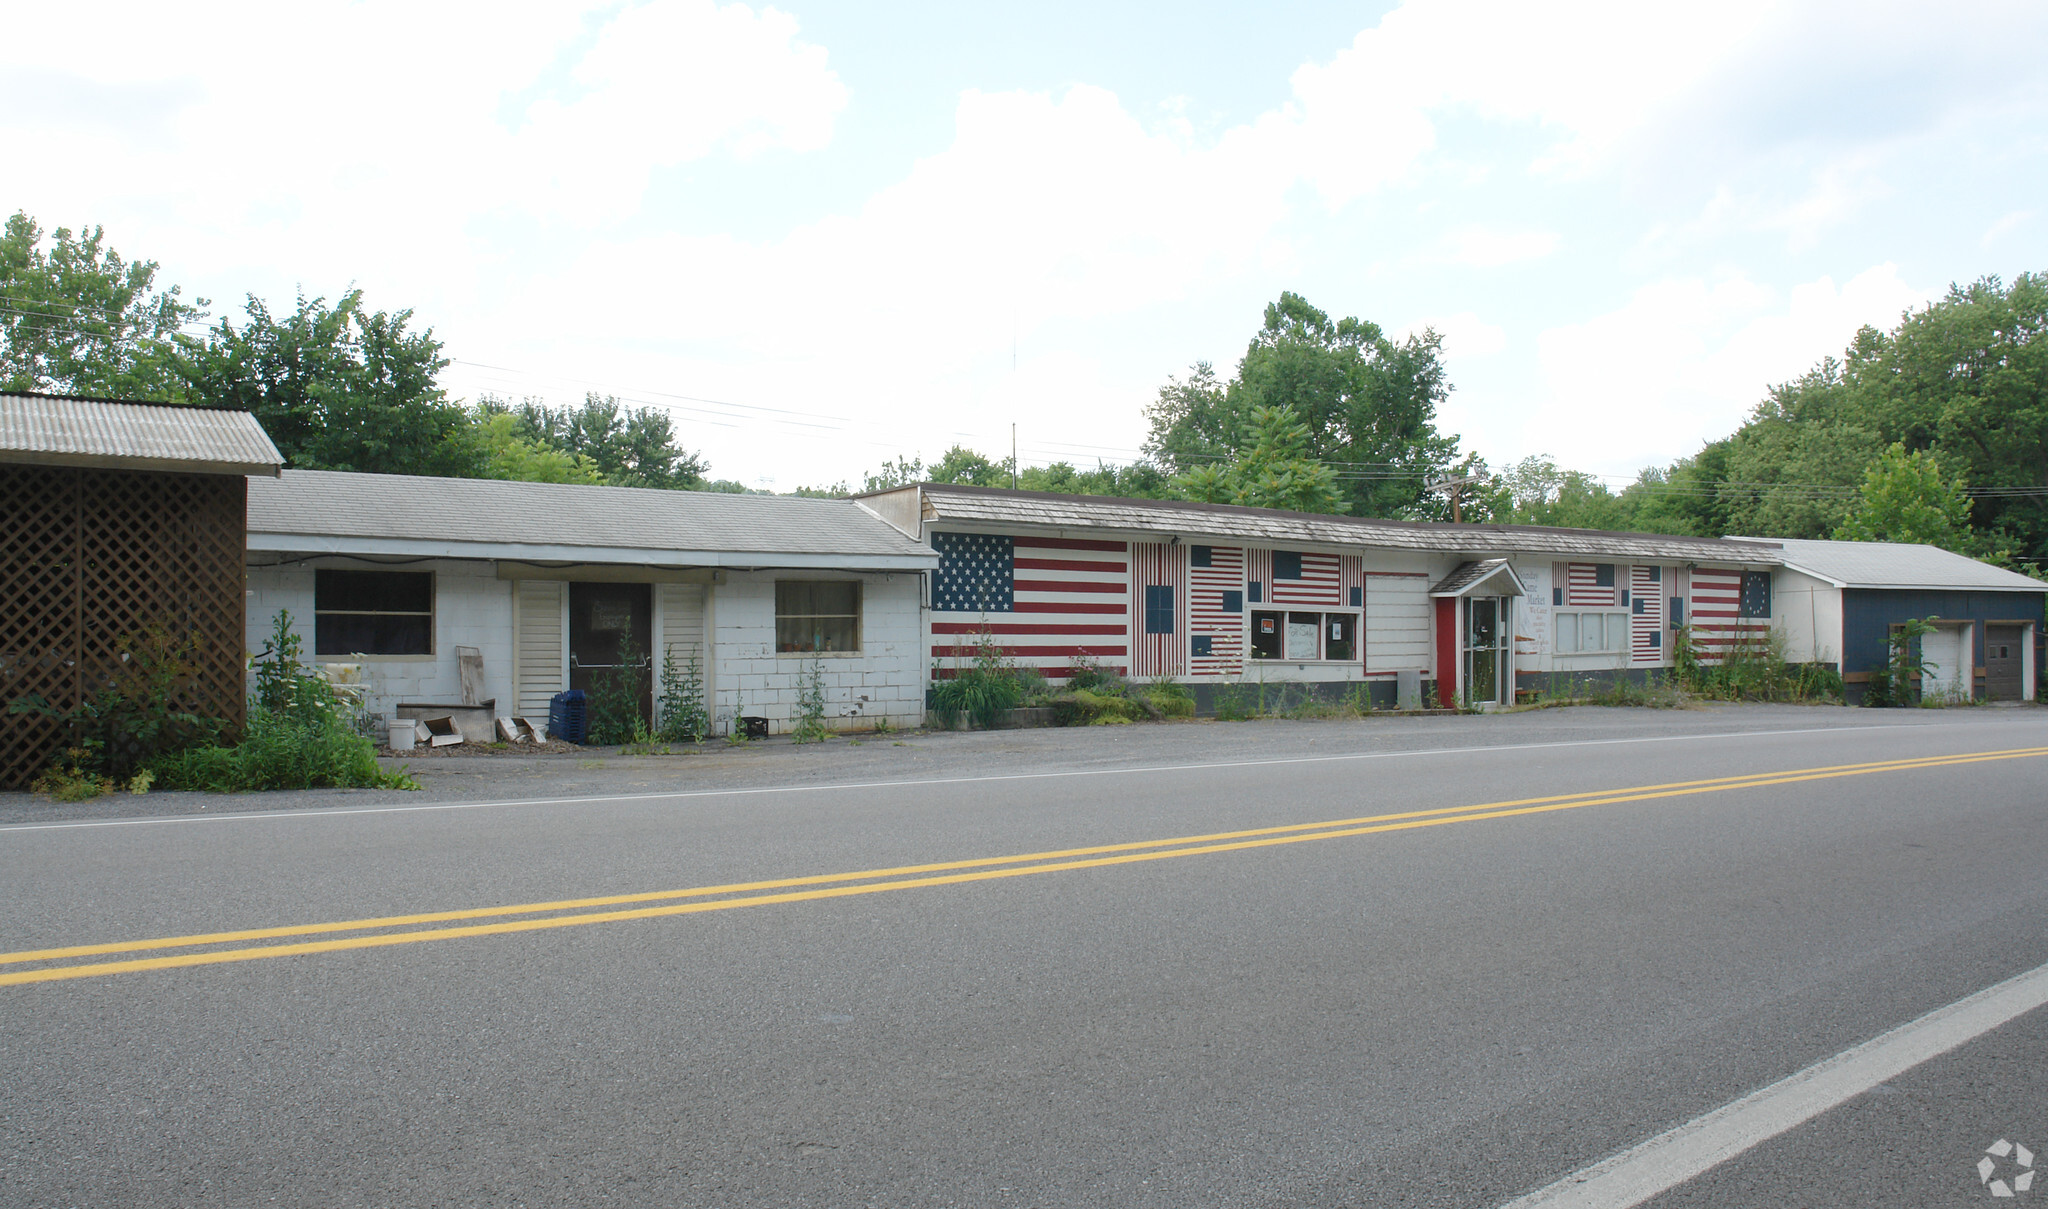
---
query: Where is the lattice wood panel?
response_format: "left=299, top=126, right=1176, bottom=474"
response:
left=1, top=466, right=246, bottom=788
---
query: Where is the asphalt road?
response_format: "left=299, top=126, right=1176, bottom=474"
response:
left=1, top=704, right=2045, bottom=1208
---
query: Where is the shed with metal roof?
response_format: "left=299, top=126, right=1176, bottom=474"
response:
left=1, top=393, right=283, bottom=787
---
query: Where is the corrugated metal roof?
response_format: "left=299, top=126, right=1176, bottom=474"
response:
left=1755, top=537, right=2048, bottom=592
left=250, top=470, right=938, bottom=569
left=907, top=484, right=1783, bottom=565
left=0, top=392, right=282, bottom=476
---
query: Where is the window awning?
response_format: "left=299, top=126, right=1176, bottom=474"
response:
left=1430, top=558, right=1526, bottom=598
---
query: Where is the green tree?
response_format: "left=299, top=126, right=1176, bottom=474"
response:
left=509, top=393, right=708, bottom=490
left=472, top=410, right=604, bottom=484
left=929, top=444, right=1010, bottom=487
left=1170, top=404, right=1344, bottom=513
left=860, top=455, right=925, bottom=493
left=1833, top=443, right=1979, bottom=551
left=1145, top=292, right=1462, bottom=518
left=179, top=289, right=480, bottom=477
left=0, top=211, right=204, bottom=398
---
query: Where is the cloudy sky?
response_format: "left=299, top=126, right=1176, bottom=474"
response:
left=8, top=0, right=2046, bottom=490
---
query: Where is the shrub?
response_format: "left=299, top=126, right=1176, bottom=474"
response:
left=656, top=644, right=710, bottom=742
left=1048, top=688, right=1151, bottom=726
left=793, top=658, right=832, bottom=743
left=585, top=621, right=649, bottom=746
left=9, top=620, right=225, bottom=783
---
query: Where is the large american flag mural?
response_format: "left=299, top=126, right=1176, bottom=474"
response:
left=1630, top=565, right=1664, bottom=663
left=1688, top=566, right=1771, bottom=664
left=929, top=532, right=1129, bottom=678
left=1189, top=545, right=1246, bottom=676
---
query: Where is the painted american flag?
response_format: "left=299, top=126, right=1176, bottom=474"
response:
left=1688, top=566, right=1768, bottom=665
left=1189, top=544, right=1246, bottom=677
left=1566, top=562, right=1618, bottom=607
left=1271, top=550, right=1344, bottom=607
left=1630, top=565, right=1664, bottom=663
left=929, top=531, right=1129, bottom=678
left=1129, top=542, right=1188, bottom=678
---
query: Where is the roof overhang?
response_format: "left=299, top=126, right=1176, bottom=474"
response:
left=1431, top=559, right=1527, bottom=598
left=247, top=532, right=939, bottom=572
left=0, top=449, right=282, bottom=477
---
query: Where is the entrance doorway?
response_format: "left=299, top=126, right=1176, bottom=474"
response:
left=569, top=582, right=652, bottom=724
left=1463, top=596, right=1510, bottom=705
left=1986, top=624, right=2026, bottom=701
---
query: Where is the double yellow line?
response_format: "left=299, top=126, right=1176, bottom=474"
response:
left=4, top=746, right=2043, bottom=988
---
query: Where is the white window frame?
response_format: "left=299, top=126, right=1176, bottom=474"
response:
left=1553, top=610, right=1631, bottom=655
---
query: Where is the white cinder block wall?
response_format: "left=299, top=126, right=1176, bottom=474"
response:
left=244, top=559, right=517, bottom=721
left=709, top=571, right=925, bottom=733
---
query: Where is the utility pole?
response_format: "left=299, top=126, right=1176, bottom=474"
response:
left=1011, top=424, right=1018, bottom=490
left=1428, top=474, right=1489, bottom=524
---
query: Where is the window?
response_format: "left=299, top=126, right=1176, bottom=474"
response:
left=1274, top=551, right=1304, bottom=580
left=1221, top=589, right=1243, bottom=613
left=1594, top=564, right=1615, bottom=588
left=1326, top=613, right=1357, bottom=661
left=315, top=569, right=432, bottom=656
left=1251, top=611, right=1281, bottom=659
left=1248, top=581, right=1264, bottom=603
left=776, top=581, right=861, bottom=653
left=1249, top=609, right=1360, bottom=661
left=1191, top=635, right=1213, bottom=657
left=1190, top=545, right=1212, bottom=568
left=1553, top=611, right=1631, bottom=654
left=1144, top=585, right=1175, bottom=635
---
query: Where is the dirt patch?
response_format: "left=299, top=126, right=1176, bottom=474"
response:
left=381, top=739, right=585, bottom=757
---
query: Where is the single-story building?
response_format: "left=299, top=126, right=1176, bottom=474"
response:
left=1764, top=537, right=2045, bottom=703
left=857, top=484, right=1790, bottom=709
left=247, top=470, right=939, bottom=738
left=1, top=392, right=282, bottom=786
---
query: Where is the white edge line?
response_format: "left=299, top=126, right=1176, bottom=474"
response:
left=1499, top=959, right=2048, bottom=1208
left=0, top=720, right=1990, bottom=835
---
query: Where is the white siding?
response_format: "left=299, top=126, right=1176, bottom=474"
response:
left=514, top=579, right=565, bottom=718
left=709, top=571, right=926, bottom=734
left=655, top=582, right=709, bottom=727
left=1365, top=574, right=1431, bottom=670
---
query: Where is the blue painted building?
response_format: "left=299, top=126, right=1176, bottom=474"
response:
left=1766, top=538, right=2045, bottom=703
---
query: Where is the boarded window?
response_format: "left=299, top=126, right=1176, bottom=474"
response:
left=1144, top=584, right=1175, bottom=634
left=1274, top=551, right=1304, bottom=580
left=1221, top=589, right=1243, bottom=613
left=315, top=570, right=433, bottom=656
left=1190, top=545, right=1212, bottom=568
left=1191, top=635, right=1213, bottom=657
left=1594, top=564, right=1615, bottom=588
left=776, top=581, right=861, bottom=653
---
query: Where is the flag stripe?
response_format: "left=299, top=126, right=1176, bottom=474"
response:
left=1190, top=545, right=1246, bottom=676
left=931, top=530, right=1132, bottom=677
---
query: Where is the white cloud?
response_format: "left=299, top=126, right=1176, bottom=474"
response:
left=1983, top=209, right=2034, bottom=247
left=1437, top=227, right=1560, bottom=266
left=1513, top=264, right=1930, bottom=475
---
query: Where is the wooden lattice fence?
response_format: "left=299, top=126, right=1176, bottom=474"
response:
left=0, top=465, right=246, bottom=788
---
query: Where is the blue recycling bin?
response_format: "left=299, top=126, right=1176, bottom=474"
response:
left=547, top=689, right=588, bottom=744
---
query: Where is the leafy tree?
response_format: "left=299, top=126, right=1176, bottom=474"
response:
left=179, top=289, right=481, bottom=477
left=0, top=211, right=203, bottom=399
left=1145, top=292, right=1462, bottom=518
left=1172, top=405, right=1344, bottom=513
left=1016, top=459, right=1170, bottom=498
left=860, top=455, right=925, bottom=493
left=509, top=393, right=707, bottom=490
left=472, top=410, right=603, bottom=484
left=1833, top=443, right=1979, bottom=551
left=929, top=444, right=1010, bottom=487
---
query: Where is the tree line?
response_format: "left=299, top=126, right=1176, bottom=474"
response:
left=1, top=211, right=717, bottom=491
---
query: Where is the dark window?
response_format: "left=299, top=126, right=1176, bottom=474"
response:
left=1644, top=565, right=1662, bottom=583
left=1633, top=598, right=1645, bottom=615
left=1594, top=564, right=1615, bottom=588
left=1740, top=571, right=1771, bottom=619
left=315, top=570, right=433, bottom=656
left=1349, top=586, right=1363, bottom=608
left=1553, top=587, right=1563, bottom=606
left=1251, top=611, right=1281, bottom=659
left=776, top=581, right=861, bottom=652
left=1326, top=613, right=1358, bottom=662
left=1647, top=630, right=1662, bottom=651
left=1273, top=551, right=1304, bottom=580
left=1621, top=589, right=1630, bottom=607
left=1669, top=596, right=1685, bottom=628
left=1190, top=545, right=1212, bottom=568
left=1248, top=581, right=1264, bottom=604
left=1191, top=635, right=1213, bottom=657
left=1221, top=589, right=1243, bottom=613
left=1144, top=585, right=1175, bottom=635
